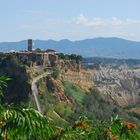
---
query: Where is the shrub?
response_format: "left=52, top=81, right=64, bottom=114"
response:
left=52, top=68, right=60, bottom=79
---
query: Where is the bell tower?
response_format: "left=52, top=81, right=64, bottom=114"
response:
left=28, top=39, right=32, bottom=51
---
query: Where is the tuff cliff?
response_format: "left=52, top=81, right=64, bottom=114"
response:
left=32, top=57, right=140, bottom=125
left=58, top=60, right=94, bottom=91
left=45, top=76, right=71, bottom=104
left=92, top=65, right=140, bottom=107
left=37, top=59, right=94, bottom=104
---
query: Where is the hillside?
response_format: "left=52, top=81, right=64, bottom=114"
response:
left=1, top=53, right=140, bottom=122
left=29, top=58, right=140, bottom=128
left=84, top=57, right=140, bottom=106
left=92, top=65, right=140, bottom=107
left=1, top=52, right=140, bottom=139
left=1, top=37, right=140, bottom=59
left=36, top=75, right=133, bottom=126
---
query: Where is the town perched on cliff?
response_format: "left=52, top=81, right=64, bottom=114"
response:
left=1, top=39, right=82, bottom=69
left=3, top=39, right=59, bottom=67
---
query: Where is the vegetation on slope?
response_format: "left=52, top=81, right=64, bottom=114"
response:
left=0, top=76, right=140, bottom=139
left=63, top=80, right=85, bottom=103
left=0, top=76, right=55, bottom=140
left=0, top=54, right=31, bottom=104
left=58, top=53, right=82, bottom=62
left=36, top=76, right=137, bottom=127
left=0, top=53, right=140, bottom=139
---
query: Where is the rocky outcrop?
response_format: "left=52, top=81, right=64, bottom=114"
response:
left=59, top=60, right=94, bottom=91
left=45, top=76, right=71, bottom=103
left=93, top=65, right=140, bottom=107
left=59, top=60, right=82, bottom=72
left=130, top=107, right=140, bottom=114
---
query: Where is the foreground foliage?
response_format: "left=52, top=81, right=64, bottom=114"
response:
left=0, top=76, right=140, bottom=140
left=0, top=76, right=55, bottom=140
left=55, top=115, right=140, bottom=140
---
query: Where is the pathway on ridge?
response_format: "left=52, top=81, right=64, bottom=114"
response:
left=31, top=71, right=52, bottom=113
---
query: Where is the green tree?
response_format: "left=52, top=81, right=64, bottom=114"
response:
left=0, top=76, right=55, bottom=140
left=56, top=115, right=140, bottom=140
left=34, top=48, right=42, bottom=53
left=58, top=53, right=65, bottom=59
left=52, top=68, right=60, bottom=79
left=0, top=55, right=31, bottom=104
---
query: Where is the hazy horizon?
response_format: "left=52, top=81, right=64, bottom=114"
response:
left=0, top=36, right=140, bottom=43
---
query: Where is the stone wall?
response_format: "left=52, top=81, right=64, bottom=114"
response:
left=16, top=52, right=58, bottom=67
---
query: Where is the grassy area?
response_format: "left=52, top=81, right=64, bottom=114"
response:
left=36, top=79, right=117, bottom=124
left=31, top=78, right=140, bottom=129
left=47, top=109, right=69, bottom=127
left=63, top=80, right=86, bottom=102
left=54, top=102, right=73, bottom=119
left=36, top=78, right=74, bottom=126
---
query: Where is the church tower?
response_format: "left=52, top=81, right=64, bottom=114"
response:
left=28, top=39, right=32, bottom=51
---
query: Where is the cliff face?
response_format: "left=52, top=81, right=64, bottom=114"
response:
left=0, top=54, right=31, bottom=104
left=92, top=65, right=140, bottom=107
left=25, top=57, right=140, bottom=124
left=59, top=60, right=94, bottom=91
left=45, top=76, right=71, bottom=104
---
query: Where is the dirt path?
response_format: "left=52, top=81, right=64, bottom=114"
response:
left=31, top=71, right=52, bottom=113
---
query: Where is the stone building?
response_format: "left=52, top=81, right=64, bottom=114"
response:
left=15, top=40, right=58, bottom=67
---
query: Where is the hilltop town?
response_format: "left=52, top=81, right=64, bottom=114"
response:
left=10, top=39, right=59, bottom=67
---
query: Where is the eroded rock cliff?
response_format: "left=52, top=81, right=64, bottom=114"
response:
left=59, top=60, right=94, bottom=91
left=93, top=65, right=140, bottom=107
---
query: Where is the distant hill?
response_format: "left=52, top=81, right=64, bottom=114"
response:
left=1, top=37, right=140, bottom=59
left=83, top=57, right=140, bottom=67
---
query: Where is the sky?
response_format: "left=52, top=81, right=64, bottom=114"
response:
left=0, top=0, right=140, bottom=41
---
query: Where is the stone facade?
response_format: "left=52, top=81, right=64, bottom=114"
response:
left=48, top=53, right=58, bottom=67
left=13, top=39, right=59, bottom=67
left=16, top=51, right=58, bottom=67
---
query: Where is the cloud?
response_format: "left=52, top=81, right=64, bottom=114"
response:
left=18, top=14, right=140, bottom=41
left=74, top=14, right=140, bottom=27
left=75, top=14, right=87, bottom=25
